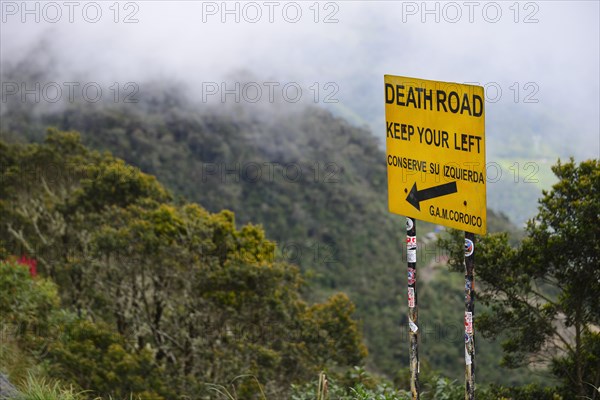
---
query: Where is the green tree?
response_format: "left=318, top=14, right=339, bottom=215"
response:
left=45, top=314, right=169, bottom=399
left=0, top=260, right=168, bottom=399
left=90, top=201, right=367, bottom=396
left=0, top=259, right=59, bottom=365
left=441, top=159, right=600, bottom=398
left=1, top=131, right=368, bottom=397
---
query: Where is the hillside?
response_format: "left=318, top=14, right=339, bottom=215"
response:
left=1, top=80, right=529, bottom=384
left=0, top=132, right=370, bottom=398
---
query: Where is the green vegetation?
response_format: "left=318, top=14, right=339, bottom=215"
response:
left=440, top=159, right=600, bottom=399
left=11, top=375, right=87, bottom=400
left=1, top=88, right=528, bottom=384
left=0, top=132, right=366, bottom=398
left=2, top=69, right=595, bottom=396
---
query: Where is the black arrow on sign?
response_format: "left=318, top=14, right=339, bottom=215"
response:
left=406, top=181, right=458, bottom=211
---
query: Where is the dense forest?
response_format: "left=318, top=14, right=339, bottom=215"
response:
left=1, top=64, right=598, bottom=399
left=1, top=77, right=526, bottom=382
left=1, top=131, right=368, bottom=398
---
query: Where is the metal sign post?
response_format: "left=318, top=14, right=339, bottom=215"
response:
left=384, top=75, right=486, bottom=399
left=464, top=232, right=475, bottom=399
left=407, top=217, right=419, bottom=399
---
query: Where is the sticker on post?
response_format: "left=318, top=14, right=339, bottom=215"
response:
left=408, top=287, right=415, bottom=308
left=409, top=318, right=418, bottom=332
left=407, top=268, right=416, bottom=285
left=465, top=311, right=473, bottom=334
left=465, top=345, right=472, bottom=365
left=465, top=238, right=474, bottom=257
left=406, top=218, right=414, bottom=231
left=465, top=279, right=473, bottom=303
left=407, top=236, right=417, bottom=250
left=407, top=249, right=416, bottom=263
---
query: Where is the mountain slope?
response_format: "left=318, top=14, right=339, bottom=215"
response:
left=1, top=82, right=528, bottom=383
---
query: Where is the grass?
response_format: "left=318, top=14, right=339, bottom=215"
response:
left=8, top=374, right=144, bottom=400
left=206, top=375, right=268, bottom=400
left=11, top=374, right=87, bottom=400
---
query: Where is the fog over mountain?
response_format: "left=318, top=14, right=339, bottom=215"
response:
left=2, top=3, right=599, bottom=392
left=2, top=1, right=599, bottom=224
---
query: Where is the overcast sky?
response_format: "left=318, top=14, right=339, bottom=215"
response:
left=2, top=1, right=599, bottom=161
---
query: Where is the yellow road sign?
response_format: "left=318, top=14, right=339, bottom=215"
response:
left=384, top=75, right=486, bottom=234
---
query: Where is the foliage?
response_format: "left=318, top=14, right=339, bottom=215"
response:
left=484, top=383, right=563, bottom=400
left=288, top=369, right=561, bottom=400
left=0, top=260, right=168, bottom=399
left=291, top=369, right=411, bottom=400
left=428, top=377, right=464, bottom=400
left=0, top=86, right=529, bottom=383
left=439, top=159, right=600, bottom=399
left=11, top=374, right=86, bottom=400
left=0, top=132, right=367, bottom=398
left=0, top=260, right=59, bottom=360
left=44, top=314, right=168, bottom=400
